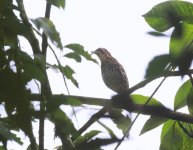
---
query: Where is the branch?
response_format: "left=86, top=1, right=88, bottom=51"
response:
left=16, top=0, right=41, bottom=55
left=129, top=69, right=193, bottom=93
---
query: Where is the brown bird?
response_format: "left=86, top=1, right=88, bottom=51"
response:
left=92, top=48, right=129, bottom=94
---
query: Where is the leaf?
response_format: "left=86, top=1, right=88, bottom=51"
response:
left=131, top=94, right=163, bottom=106
left=65, top=44, right=98, bottom=63
left=145, top=54, right=171, bottom=78
left=97, top=121, right=117, bottom=139
left=18, top=51, right=46, bottom=83
left=0, top=120, right=23, bottom=145
left=174, top=79, right=192, bottom=110
left=47, top=95, right=82, bottom=112
left=147, top=31, right=167, bottom=37
left=108, top=109, right=131, bottom=136
left=160, top=120, right=183, bottom=150
left=64, top=52, right=82, bottom=62
left=143, top=1, right=193, bottom=32
left=47, top=64, right=78, bottom=88
left=47, top=0, right=65, bottom=8
left=74, top=130, right=101, bottom=146
left=50, top=109, right=78, bottom=137
left=169, top=22, right=193, bottom=75
left=31, top=17, right=62, bottom=49
left=140, top=116, right=167, bottom=135
left=186, top=88, right=193, bottom=114
left=61, top=65, right=78, bottom=88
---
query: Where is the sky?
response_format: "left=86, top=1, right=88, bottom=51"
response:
left=6, top=0, right=193, bottom=149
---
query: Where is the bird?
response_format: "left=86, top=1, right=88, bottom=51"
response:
left=92, top=48, right=129, bottom=94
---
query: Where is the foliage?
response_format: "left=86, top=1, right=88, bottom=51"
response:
left=0, top=0, right=193, bottom=150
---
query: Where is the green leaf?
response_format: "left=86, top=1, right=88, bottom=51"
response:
left=183, top=135, right=193, bottom=150
left=47, top=0, right=65, bottom=8
left=64, top=52, right=82, bottom=62
left=61, top=65, right=78, bottom=88
left=0, top=120, right=23, bottom=145
left=143, top=1, right=193, bottom=32
left=47, top=95, right=82, bottom=112
left=74, top=130, right=101, bottom=146
left=47, top=64, right=78, bottom=88
left=145, top=54, right=171, bottom=78
left=18, top=51, right=46, bottom=83
left=50, top=109, right=78, bottom=137
left=131, top=94, right=163, bottom=106
left=186, top=88, right=193, bottom=114
left=170, top=22, right=193, bottom=59
left=108, top=110, right=131, bottom=136
left=97, top=121, right=117, bottom=139
left=140, top=116, right=167, bottom=135
left=31, top=17, right=62, bottom=49
left=65, top=44, right=98, bottom=63
left=160, top=120, right=183, bottom=150
left=169, top=22, right=193, bottom=74
left=174, top=79, right=192, bottom=110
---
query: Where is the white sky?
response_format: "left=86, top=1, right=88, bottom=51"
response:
left=6, top=0, right=193, bottom=149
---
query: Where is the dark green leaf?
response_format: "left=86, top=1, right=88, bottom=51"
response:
left=0, top=120, right=23, bottom=145
left=64, top=52, right=82, bottom=62
left=31, top=17, right=62, bottom=49
left=186, top=88, right=193, bottom=114
left=140, top=116, right=167, bottom=135
left=65, top=44, right=98, bottom=63
left=143, top=1, right=193, bottom=32
left=160, top=120, right=183, bottom=150
left=147, top=31, right=167, bottom=37
left=47, top=0, right=65, bottom=8
left=108, top=109, right=131, bottom=136
left=183, top=135, right=193, bottom=150
left=145, top=54, right=171, bottom=78
left=61, top=65, right=78, bottom=87
left=18, top=51, right=46, bottom=83
left=174, top=79, right=192, bottom=110
left=50, top=109, right=78, bottom=137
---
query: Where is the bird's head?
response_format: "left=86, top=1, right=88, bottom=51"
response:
left=92, top=48, right=111, bottom=61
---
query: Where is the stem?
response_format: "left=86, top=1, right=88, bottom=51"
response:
left=39, top=3, right=52, bottom=150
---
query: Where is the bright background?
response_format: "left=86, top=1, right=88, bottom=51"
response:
left=6, top=0, right=192, bottom=149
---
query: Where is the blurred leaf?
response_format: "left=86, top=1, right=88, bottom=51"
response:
left=169, top=22, right=193, bottom=75
left=31, top=17, right=62, bottom=49
left=47, top=0, right=65, bottom=8
left=65, top=44, right=98, bottom=63
left=50, top=109, right=78, bottom=137
left=174, top=79, right=192, bottom=110
left=143, top=1, right=193, bottom=32
left=108, top=109, right=131, bottom=136
left=145, top=54, right=171, bottom=78
left=97, top=121, right=117, bottom=139
left=47, top=95, right=82, bottom=112
left=64, top=52, right=82, bottom=62
left=140, top=116, right=167, bottom=135
left=160, top=120, right=183, bottom=150
left=0, top=120, right=23, bottom=145
left=18, top=51, right=46, bottom=83
left=74, top=130, right=101, bottom=147
left=147, top=31, right=167, bottom=37
left=131, top=94, right=163, bottom=106
left=186, top=88, right=193, bottom=114
left=183, top=135, right=193, bottom=150
left=47, top=64, right=78, bottom=87
left=61, top=65, right=78, bottom=88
